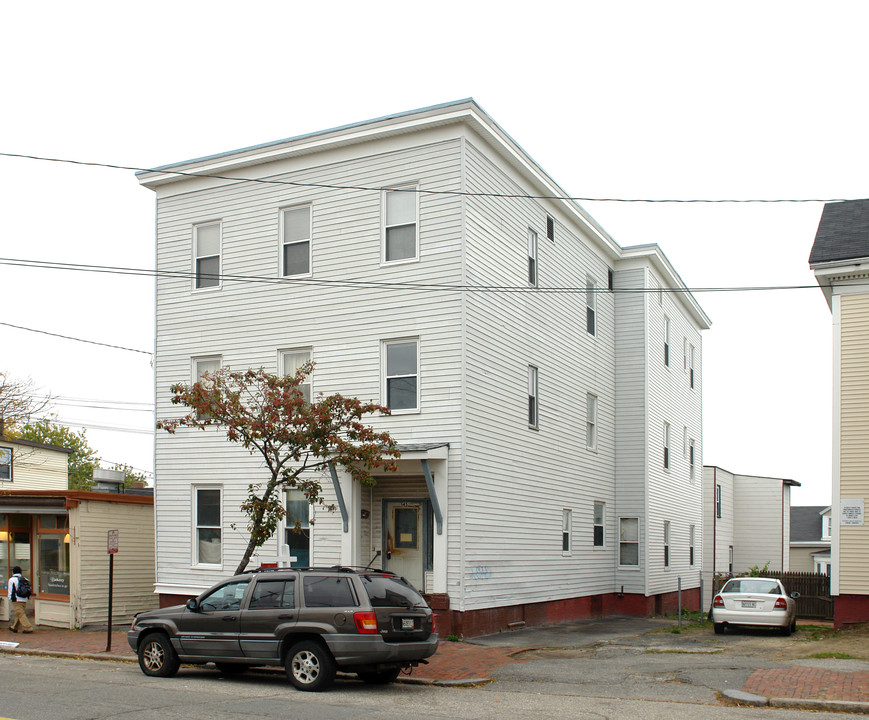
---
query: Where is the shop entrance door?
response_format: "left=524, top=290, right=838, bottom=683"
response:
left=383, top=500, right=429, bottom=591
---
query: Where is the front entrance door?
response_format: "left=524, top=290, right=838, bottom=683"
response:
left=383, top=500, right=427, bottom=591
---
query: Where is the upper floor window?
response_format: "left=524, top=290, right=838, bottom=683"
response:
left=562, top=509, right=572, bottom=554
left=194, top=222, right=221, bottom=289
left=689, top=439, right=696, bottom=480
left=527, top=229, right=538, bottom=286
left=0, top=447, right=12, bottom=481
left=715, top=483, right=722, bottom=518
left=586, top=394, right=597, bottom=450
left=689, top=344, right=696, bottom=389
left=383, top=187, right=418, bottom=263
left=281, top=348, right=312, bottom=403
left=619, top=517, right=639, bottom=566
left=586, top=278, right=596, bottom=336
left=193, top=356, right=221, bottom=419
left=822, top=514, right=832, bottom=540
left=689, top=525, right=695, bottom=565
left=663, top=422, right=670, bottom=470
left=593, top=501, right=605, bottom=547
left=528, top=365, right=539, bottom=429
left=194, top=486, right=222, bottom=566
left=383, top=339, right=419, bottom=412
left=281, top=206, right=312, bottom=277
left=546, top=215, right=555, bottom=241
left=664, top=317, right=670, bottom=367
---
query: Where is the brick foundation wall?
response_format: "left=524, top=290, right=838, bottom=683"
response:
left=834, top=594, right=869, bottom=628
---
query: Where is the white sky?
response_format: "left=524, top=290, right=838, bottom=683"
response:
left=3, top=1, right=865, bottom=504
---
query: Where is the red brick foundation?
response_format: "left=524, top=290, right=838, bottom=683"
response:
left=430, top=588, right=701, bottom=638
left=834, top=594, right=869, bottom=628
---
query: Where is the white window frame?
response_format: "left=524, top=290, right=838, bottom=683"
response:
left=619, top=517, right=640, bottom=567
left=822, top=514, right=832, bottom=541
left=193, top=485, right=222, bottom=567
left=283, top=487, right=312, bottom=567
left=586, top=277, right=596, bottom=336
left=193, top=355, right=222, bottom=382
left=689, top=344, right=696, bottom=389
left=663, top=422, right=670, bottom=470
left=586, top=393, right=597, bottom=451
left=280, top=348, right=313, bottom=403
left=689, top=525, right=695, bottom=566
left=280, top=205, right=312, bottom=278
left=664, top=317, right=670, bottom=367
left=382, top=338, right=419, bottom=413
left=593, top=501, right=605, bottom=547
left=562, top=509, right=572, bottom=555
left=715, top=484, right=722, bottom=518
left=527, top=229, right=538, bottom=286
left=664, top=521, right=670, bottom=568
left=193, top=221, right=221, bottom=291
left=528, top=365, right=539, bottom=429
left=689, top=439, right=696, bottom=480
left=0, top=446, right=12, bottom=481
left=382, top=185, right=419, bottom=265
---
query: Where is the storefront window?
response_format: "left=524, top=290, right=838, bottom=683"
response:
left=0, top=513, right=7, bottom=587
left=38, top=514, right=70, bottom=596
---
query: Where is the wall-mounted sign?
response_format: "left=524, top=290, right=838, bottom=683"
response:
left=840, top=499, right=864, bottom=526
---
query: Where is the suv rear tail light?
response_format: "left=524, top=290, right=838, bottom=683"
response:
left=431, top=613, right=436, bottom=633
left=774, top=598, right=787, bottom=609
left=354, top=611, right=378, bottom=634
left=712, top=595, right=724, bottom=607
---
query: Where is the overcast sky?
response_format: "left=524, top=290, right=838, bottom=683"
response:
left=3, top=1, right=865, bottom=504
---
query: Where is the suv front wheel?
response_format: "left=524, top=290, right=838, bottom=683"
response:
left=285, top=640, right=337, bottom=692
left=138, top=633, right=180, bottom=678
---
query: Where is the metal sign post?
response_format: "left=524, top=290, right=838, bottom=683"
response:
left=106, top=530, right=118, bottom=652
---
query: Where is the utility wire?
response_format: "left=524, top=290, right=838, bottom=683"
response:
left=0, top=320, right=152, bottom=355
left=0, top=151, right=864, bottom=204
left=0, top=256, right=828, bottom=295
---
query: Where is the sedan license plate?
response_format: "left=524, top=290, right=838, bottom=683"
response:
left=742, top=600, right=757, bottom=608
left=401, top=618, right=415, bottom=631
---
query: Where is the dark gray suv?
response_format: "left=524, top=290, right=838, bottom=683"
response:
left=128, top=567, right=438, bottom=691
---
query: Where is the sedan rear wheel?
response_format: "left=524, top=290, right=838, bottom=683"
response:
left=138, top=633, right=180, bottom=677
left=285, top=640, right=337, bottom=692
left=713, top=622, right=725, bottom=635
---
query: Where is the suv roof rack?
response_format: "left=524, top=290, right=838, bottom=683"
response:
left=244, top=565, right=399, bottom=576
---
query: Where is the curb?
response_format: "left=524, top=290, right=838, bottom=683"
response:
left=722, top=689, right=869, bottom=715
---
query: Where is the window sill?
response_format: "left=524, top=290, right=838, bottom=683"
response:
left=380, top=257, right=420, bottom=268
left=386, top=407, right=420, bottom=416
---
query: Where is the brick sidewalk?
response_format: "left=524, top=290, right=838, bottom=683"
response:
left=1, top=627, right=526, bottom=683
left=745, top=666, right=869, bottom=703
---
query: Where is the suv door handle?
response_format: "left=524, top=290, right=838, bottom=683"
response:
left=278, top=614, right=295, bottom=620
left=222, top=616, right=238, bottom=622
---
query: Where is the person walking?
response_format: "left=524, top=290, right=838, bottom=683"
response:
left=7, top=566, right=34, bottom=633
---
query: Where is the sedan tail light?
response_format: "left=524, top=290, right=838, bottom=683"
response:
left=712, top=595, right=724, bottom=607
left=774, top=598, right=787, bottom=609
left=354, top=611, right=379, bottom=634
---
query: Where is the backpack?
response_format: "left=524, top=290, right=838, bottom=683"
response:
left=13, top=576, right=32, bottom=600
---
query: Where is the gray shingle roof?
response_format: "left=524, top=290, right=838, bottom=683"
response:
left=810, top=199, right=869, bottom=264
left=790, top=505, right=826, bottom=542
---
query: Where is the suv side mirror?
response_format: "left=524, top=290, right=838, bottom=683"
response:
left=186, top=598, right=200, bottom=612
left=790, top=592, right=800, bottom=599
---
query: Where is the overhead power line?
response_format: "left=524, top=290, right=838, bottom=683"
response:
left=0, top=151, right=864, bottom=204
left=0, top=321, right=151, bottom=355
left=0, top=256, right=826, bottom=295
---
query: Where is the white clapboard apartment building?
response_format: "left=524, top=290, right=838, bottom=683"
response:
left=138, top=100, right=710, bottom=636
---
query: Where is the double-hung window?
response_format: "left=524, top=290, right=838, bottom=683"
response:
left=527, top=229, right=538, bottom=286
left=383, top=187, right=418, bottom=263
left=586, top=394, right=597, bottom=450
left=593, top=502, right=605, bottom=547
left=664, top=317, right=670, bottom=367
left=195, top=487, right=221, bottom=566
left=193, top=356, right=221, bottom=419
left=619, top=517, right=639, bottom=566
left=281, top=206, right=311, bottom=277
left=689, top=344, right=696, bottom=389
left=586, top=278, right=596, bottom=335
left=281, top=348, right=312, bottom=403
left=546, top=215, right=555, bottom=241
left=562, top=509, right=572, bottom=554
left=689, top=439, right=696, bottom=480
left=194, top=222, right=221, bottom=289
left=715, top=484, right=722, bottom=518
left=528, top=365, right=539, bottom=428
left=664, top=521, right=670, bottom=567
left=383, top=339, right=419, bottom=412
left=663, top=422, right=670, bottom=470
left=0, top=447, right=11, bottom=481
left=689, top=525, right=695, bottom=566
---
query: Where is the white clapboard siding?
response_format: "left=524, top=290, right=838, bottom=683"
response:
left=732, top=474, right=788, bottom=572
left=71, top=500, right=157, bottom=628
left=5, top=441, right=69, bottom=489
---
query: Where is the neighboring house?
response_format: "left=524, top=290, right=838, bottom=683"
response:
left=789, top=505, right=832, bottom=574
left=810, top=198, right=869, bottom=627
left=138, top=99, right=711, bottom=636
left=701, top=466, right=799, bottom=605
left=1, top=437, right=157, bottom=628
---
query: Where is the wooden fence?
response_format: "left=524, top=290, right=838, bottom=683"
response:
left=712, top=571, right=832, bottom=621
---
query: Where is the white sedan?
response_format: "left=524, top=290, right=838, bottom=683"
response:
left=711, top=577, right=799, bottom=635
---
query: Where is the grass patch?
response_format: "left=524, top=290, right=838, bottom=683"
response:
left=803, top=652, right=857, bottom=660
left=795, top=625, right=840, bottom=642
left=445, top=634, right=462, bottom=642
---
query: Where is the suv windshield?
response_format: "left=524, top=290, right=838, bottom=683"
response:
left=361, top=574, right=426, bottom=608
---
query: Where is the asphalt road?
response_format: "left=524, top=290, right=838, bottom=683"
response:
left=0, top=653, right=856, bottom=720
